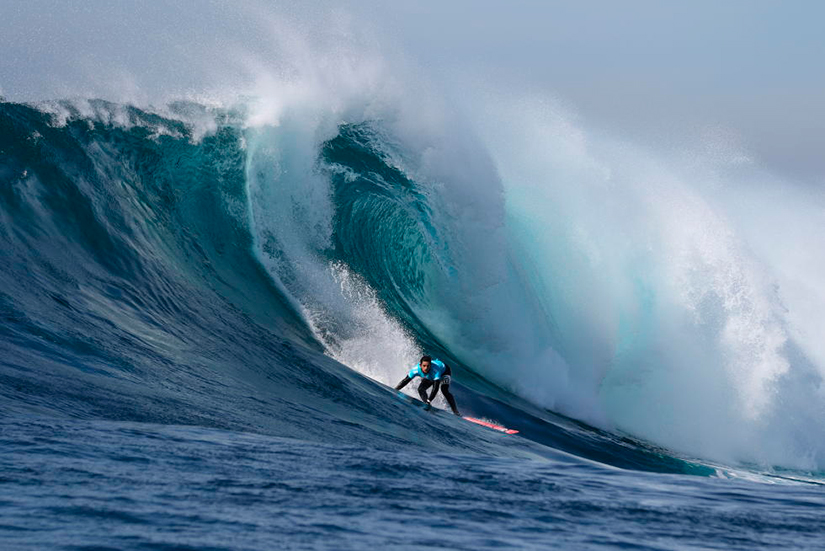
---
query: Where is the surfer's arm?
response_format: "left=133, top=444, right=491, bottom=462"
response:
left=417, top=382, right=431, bottom=403
left=394, top=376, right=413, bottom=390
left=427, top=380, right=442, bottom=403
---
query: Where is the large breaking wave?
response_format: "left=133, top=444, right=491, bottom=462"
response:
left=2, top=33, right=825, bottom=474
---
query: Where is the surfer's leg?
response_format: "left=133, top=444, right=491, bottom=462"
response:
left=440, top=379, right=460, bottom=416
left=417, top=380, right=433, bottom=403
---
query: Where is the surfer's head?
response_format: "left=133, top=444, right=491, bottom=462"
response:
left=420, top=355, right=432, bottom=373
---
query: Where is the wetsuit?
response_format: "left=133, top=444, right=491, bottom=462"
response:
left=395, top=359, right=460, bottom=415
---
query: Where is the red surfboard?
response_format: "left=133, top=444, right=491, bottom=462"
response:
left=462, top=416, right=519, bottom=435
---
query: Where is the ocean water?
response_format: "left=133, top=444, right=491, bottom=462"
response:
left=1, top=50, right=825, bottom=549
left=3, top=416, right=824, bottom=551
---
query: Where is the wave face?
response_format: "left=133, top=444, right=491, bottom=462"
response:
left=1, top=92, right=825, bottom=475
left=238, top=85, right=825, bottom=472
left=0, top=99, right=530, bottom=460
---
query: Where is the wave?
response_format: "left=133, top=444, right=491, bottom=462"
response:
left=236, top=81, right=825, bottom=473
left=1, top=90, right=824, bottom=475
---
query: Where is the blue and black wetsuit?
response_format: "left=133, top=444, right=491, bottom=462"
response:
left=395, top=359, right=460, bottom=415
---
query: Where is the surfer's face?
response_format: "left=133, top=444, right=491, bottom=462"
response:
left=421, top=360, right=431, bottom=373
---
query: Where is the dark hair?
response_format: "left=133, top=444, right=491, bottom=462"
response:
left=420, top=355, right=432, bottom=364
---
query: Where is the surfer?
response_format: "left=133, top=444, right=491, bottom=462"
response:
left=395, top=355, right=460, bottom=416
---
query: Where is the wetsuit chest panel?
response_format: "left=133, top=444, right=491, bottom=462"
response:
left=408, top=359, right=446, bottom=381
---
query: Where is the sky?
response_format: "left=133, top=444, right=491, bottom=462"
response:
left=1, top=0, right=823, bottom=182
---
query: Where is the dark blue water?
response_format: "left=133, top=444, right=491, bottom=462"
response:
left=3, top=417, right=824, bottom=550
left=1, top=100, right=824, bottom=550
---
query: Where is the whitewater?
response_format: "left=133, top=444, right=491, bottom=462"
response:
left=2, top=3, right=825, bottom=549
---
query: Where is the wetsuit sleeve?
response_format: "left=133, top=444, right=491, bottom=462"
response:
left=428, top=380, right=441, bottom=403
left=417, top=380, right=433, bottom=403
left=395, top=376, right=413, bottom=390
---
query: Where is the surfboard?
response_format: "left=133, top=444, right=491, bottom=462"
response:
left=396, top=391, right=518, bottom=435
left=462, top=416, right=519, bottom=435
